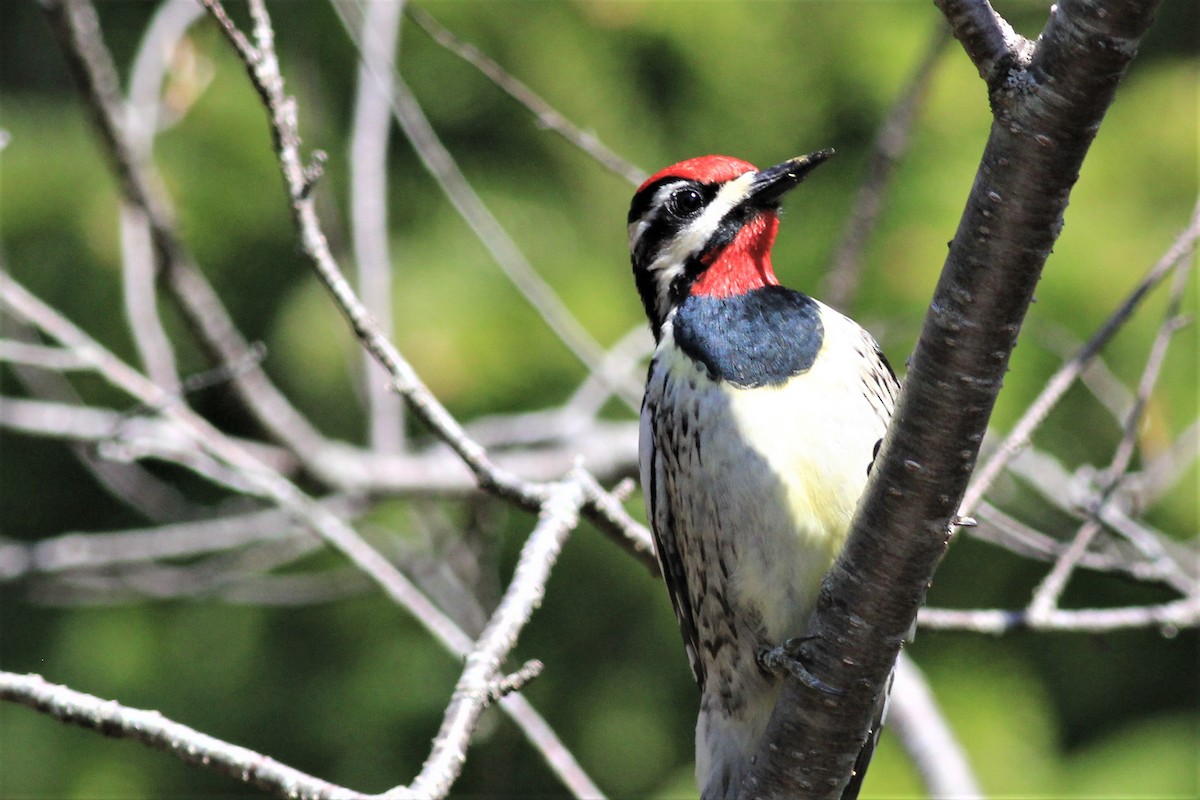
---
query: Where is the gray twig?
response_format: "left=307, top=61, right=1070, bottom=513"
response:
left=0, top=672, right=362, bottom=800
left=962, top=199, right=1200, bottom=515
left=1028, top=248, right=1194, bottom=621
left=821, top=25, right=951, bottom=310
left=889, top=654, right=982, bottom=799
left=405, top=5, right=646, bottom=186
left=41, top=0, right=344, bottom=487
left=349, top=0, right=406, bottom=454
left=407, top=477, right=599, bottom=799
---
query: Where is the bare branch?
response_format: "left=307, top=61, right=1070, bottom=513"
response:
left=0, top=269, right=465, bottom=645
left=962, top=198, right=1200, bottom=515
left=0, top=671, right=362, bottom=800
left=405, top=5, right=646, bottom=186
left=0, top=396, right=296, bottom=475
left=408, top=477, right=598, bottom=799
left=197, top=0, right=655, bottom=569
left=889, top=654, right=982, bottom=799
left=0, top=340, right=93, bottom=371
left=0, top=268, right=600, bottom=795
left=0, top=504, right=324, bottom=581
left=200, top=0, right=542, bottom=508
left=121, top=0, right=206, bottom=389
left=329, top=1, right=642, bottom=409
left=821, top=25, right=951, bottom=310
left=1028, top=252, right=1194, bottom=621
left=972, top=496, right=1194, bottom=594
left=40, top=0, right=346, bottom=486
left=349, top=0, right=405, bottom=454
left=0, top=394, right=641, bottom=500
left=919, top=596, right=1200, bottom=634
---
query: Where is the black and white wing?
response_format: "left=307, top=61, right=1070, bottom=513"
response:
left=640, top=362, right=705, bottom=689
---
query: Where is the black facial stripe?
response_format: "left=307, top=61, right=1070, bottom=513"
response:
left=628, top=177, right=685, bottom=225
left=631, top=179, right=718, bottom=290
left=697, top=202, right=760, bottom=267
left=668, top=200, right=772, bottom=304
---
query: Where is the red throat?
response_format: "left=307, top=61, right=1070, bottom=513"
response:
left=689, top=213, right=780, bottom=298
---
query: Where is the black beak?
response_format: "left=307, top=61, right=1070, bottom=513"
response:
left=745, top=149, right=835, bottom=209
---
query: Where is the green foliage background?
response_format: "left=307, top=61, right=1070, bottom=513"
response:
left=0, top=1, right=1196, bottom=798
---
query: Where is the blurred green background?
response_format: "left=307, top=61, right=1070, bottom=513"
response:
left=1, top=0, right=1196, bottom=798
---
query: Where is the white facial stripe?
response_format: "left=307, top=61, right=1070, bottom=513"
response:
left=643, top=172, right=756, bottom=321
left=650, top=172, right=755, bottom=274
left=629, top=180, right=691, bottom=253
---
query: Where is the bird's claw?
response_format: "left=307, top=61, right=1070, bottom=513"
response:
left=756, top=637, right=846, bottom=697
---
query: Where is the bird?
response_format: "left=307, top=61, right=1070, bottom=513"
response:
left=628, top=152, right=899, bottom=800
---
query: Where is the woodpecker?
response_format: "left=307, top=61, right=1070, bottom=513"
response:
left=629, top=152, right=899, bottom=800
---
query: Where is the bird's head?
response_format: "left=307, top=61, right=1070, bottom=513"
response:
left=627, top=151, right=833, bottom=337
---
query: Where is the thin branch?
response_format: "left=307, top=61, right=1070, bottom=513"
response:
left=349, top=0, right=405, bottom=454
left=0, top=269, right=467, bottom=649
left=0, top=396, right=296, bottom=474
left=200, top=0, right=542, bottom=509
left=0, top=394, right=642, bottom=500
left=962, top=198, right=1200, bottom=514
left=1028, top=253, right=1194, bottom=621
left=973, top=497, right=1194, bottom=593
left=329, top=0, right=641, bottom=409
left=405, top=5, right=646, bottom=186
left=889, top=653, right=982, bottom=799
left=821, top=25, right=951, bottom=310
left=407, top=477, right=599, bottom=799
left=0, top=267, right=600, bottom=796
left=0, top=340, right=93, bottom=371
left=919, top=596, right=1200, bottom=634
left=27, top=536, right=327, bottom=605
left=0, top=504, right=327, bottom=581
left=121, top=0, right=205, bottom=390
left=0, top=316, right=201, bottom=523
left=1005, top=446, right=1197, bottom=590
left=197, top=0, right=655, bottom=569
left=0, top=672, right=362, bottom=800
left=193, top=4, right=621, bottom=792
left=1035, top=322, right=1135, bottom=425
left=41, top=0, right=346, bottom=487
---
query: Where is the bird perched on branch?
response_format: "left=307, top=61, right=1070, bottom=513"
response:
left=628, top=152, right=898, bottom=800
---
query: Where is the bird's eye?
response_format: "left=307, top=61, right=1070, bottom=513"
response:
left=668, top=188, right=703, bottom=218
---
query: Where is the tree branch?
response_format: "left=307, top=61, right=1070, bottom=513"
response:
left=889, top=654, right=981, bottom=799
left=349, top=0, right=405, bottom=454
left=404, top=5, right=647, bottom=186
left=197, top=0, right=655, bottom=569
left=821, top=25, right=951, bottom=310
left=40, top=0, right=345, bottom=487
left=741, top=0, right=1164, bottom=796
left=934, top=0, right=1030, bottom=83
left=408, top=477, right=593, bottom=798
left=0, top=671, right=360, bottom=800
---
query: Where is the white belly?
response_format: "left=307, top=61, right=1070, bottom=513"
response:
left=644, top=308, right=891, bottom=641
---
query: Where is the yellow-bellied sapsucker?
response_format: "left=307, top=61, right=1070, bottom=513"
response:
left=628, top=153, right=899, bottom=800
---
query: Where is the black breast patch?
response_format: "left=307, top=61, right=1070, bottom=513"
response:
left=672, top=286, right=824, bottom=388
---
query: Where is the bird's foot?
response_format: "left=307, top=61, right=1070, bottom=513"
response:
left=756, top=637, right=846, bottom=697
